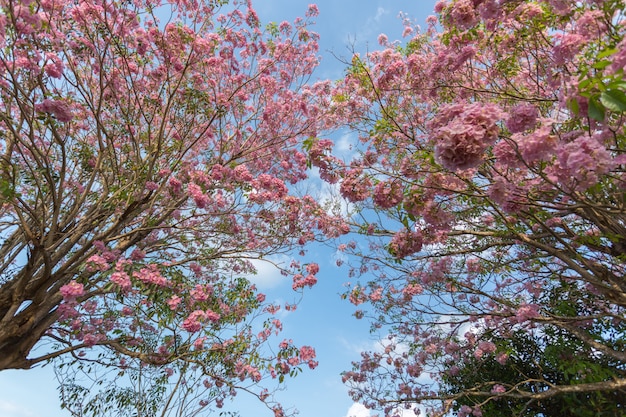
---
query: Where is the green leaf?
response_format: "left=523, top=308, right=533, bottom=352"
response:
left=588, top=97, right=606, bottom=121
left=568, top=98, right=580, bottom=116
left=592, top=59, right=612, bottom=70
left=597, top=47, right=617, bottom=59
left=600, top=89, right=626, bottom=112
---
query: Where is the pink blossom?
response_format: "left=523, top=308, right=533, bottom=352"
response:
left=477, top=340, right=496, bottom=355
left=515, top=124, right=557, bottom=163
left=57, top=303, right=79, bottom=320
left=82, top=333, right=103, bottom=347
left=292, top=274, right=317, bottom=290
left=449, top=0, right=478, bottom=30
left=130, top=249, right=146, bottom=261
left=167, top=295, right=182, bottom=310
left=205, top=309, right=220, bottom=322
left=299, top=345, right=316, bottom=361
left=193, top=337, right=206, bottom=350
left=339, top=169, right=371, bottom=202
left=169, top=177, right=183, bottom=194
left=145, top=181, right=159, bottom=191
left=506, top=104, right=539, bottom=133
left=305, top=263, right=320, bottom=275
left=35, top=99, right=73, bottom=122
left=552, top=33, right=585, bottom=65
left=477, top=0, right=500, bottom=21
left=514, top=303, right=540, bottom=323
left=555, top=133, right=614, bottom=189
left=190, top=284, right=212, bottom=302
left=433, top=103, right=502, bottom=171
left=496, top=352, right=508, bottom=366
left=306, top=4, right=319, bottom=17
left=133, top=264, right=168, bottom=287
left=402, top=283, right=423, bottom=298
left=187, top=183, right=210, bottom=208
left=44, top=54, right=64, bottom=78
left=388, top=228, right=423, bottom=259
left=87, top=255, right=111, bottom=272
left=372, top=180, right=404, bottom=209
left=491, top=384, right=506, bottom=394
left=60, top=281, right=85, bottom=301
left=182, top=310, right=206, bottom=333
left=110, top=271, right=132, bottom=291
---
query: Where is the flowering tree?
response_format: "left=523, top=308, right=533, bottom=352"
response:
left=0, top=0, right=343, bottom=414
left=311, top=0, right=626, bottom=416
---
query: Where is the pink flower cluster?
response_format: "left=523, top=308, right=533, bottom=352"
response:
left=292, top=273, right=317, bottom=290
left=388, top=228, right=423, bottom=259
left=432, top=103, right=503, bottom=171
left=132, top=264, right=168, bottom=287
left=299, top=345, right=318, bottom=369
left=187, top=183, right=210, bottom=209
left=554, top=133, right=614, bottom=190
left=35, top=99, right=73, bottom=122
left=339, top=169, right=372, bottom=202
left=59, top=281, right=85, bottom=301
left=181, top=309, right=221, bottom=333
left=372, top=180, right=404, bottom=209
left=505, top=104, right=538, bottom=133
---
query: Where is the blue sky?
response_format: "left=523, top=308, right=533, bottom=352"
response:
left=0, top=1, right=436, bottom=417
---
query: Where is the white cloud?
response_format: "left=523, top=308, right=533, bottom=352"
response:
left=374, top=6, right=388, bottom=22
left=336, top=131, right=358, bottom=156
left=346, top=403, right=370, bottom=417
left=247, top=255, right=292, bottom=290
left=343, top=7, right=391, bottom=47
left=0, top=400, right=38, bottom=417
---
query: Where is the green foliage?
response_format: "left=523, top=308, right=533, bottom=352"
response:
left=443, top=282, right=626, bottom=417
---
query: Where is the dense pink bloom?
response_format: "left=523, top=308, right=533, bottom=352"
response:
left=449, top=0, right=478, bottom=30
left=292, top=274, right=317, bottom=290
left=133, top=264, right=168, bottom=287
left=44, top=54, right=64, bottom=78
left=110, top=271, right=132, bottom=291
left=299, top=345, right=316, bottom=361
left=552, top=33, right=585, bottom=65
left=182, top=310, right=207, bottom=333
left=372, top=180, right=404, bottom=209
left=35, top=99, right=73, bottom=122
left=433, top=103, right=502, bottom=171
left=402, top=283, right=423, bottom=299
left=388, top=228, right=423, bottom=259
left=60, top=281, right=85, bottom=301
left=305, top=263, right=319, bottom=275
left=515, top=124, right=557, bottom=163
left=514, top=303, right=540, bottom=323
left=205, top=309, right=221, bottom=322
left=167, top=295, right=182, bottom=310
left=82, top=333, right=103, bottom=347
left=555, top=133, right=614, bottom=189
left=495, top=352, right=509, bottom=365
left=187, top=183, right=210, bottom=208
left=87, top=255, right=111, bottom=272
left=339, top=169, right=372, bottom=202
left=306, top=4, right=319, bottom=17
left=506, top=104, right=539, bottom=133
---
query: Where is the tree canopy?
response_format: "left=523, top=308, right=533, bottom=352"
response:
left=309, top=0, right=626, bottom=416
left=0, top=0, right=345, bottom=414
left=4, top=0, right=626, bottom=416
